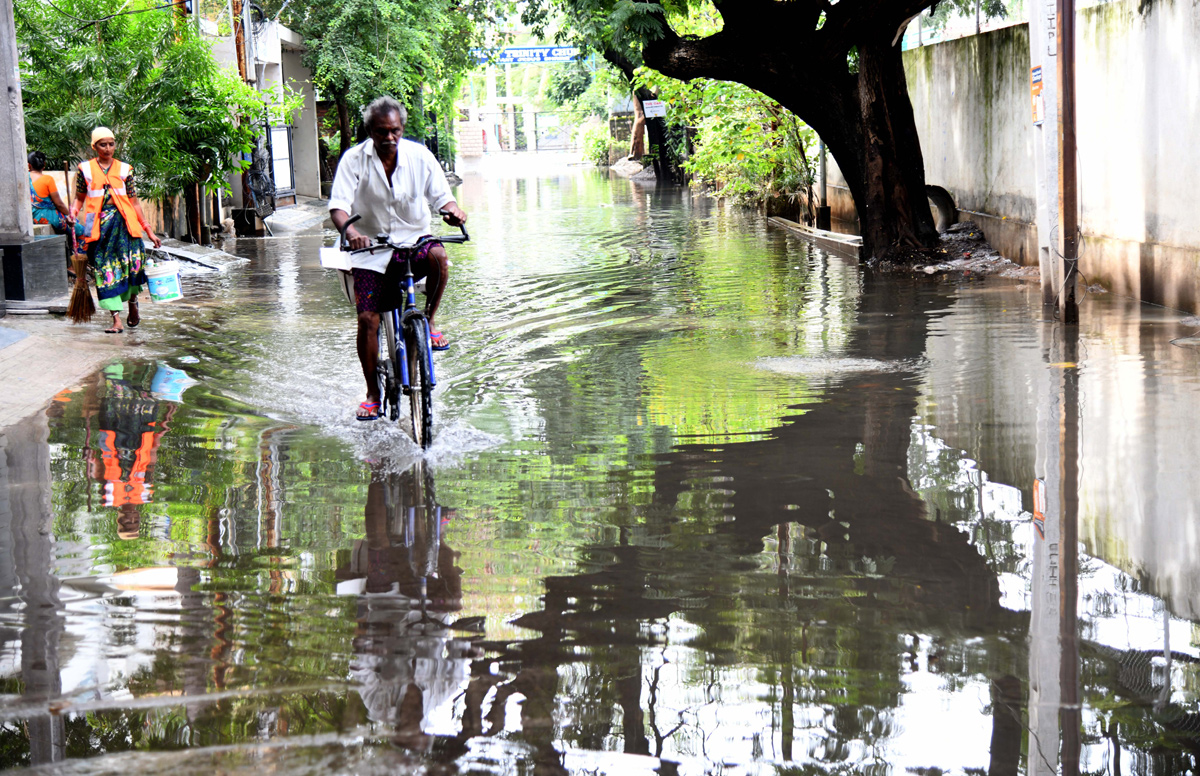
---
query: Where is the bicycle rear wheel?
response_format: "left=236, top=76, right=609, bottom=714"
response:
left=406, top=317, right=434, bottom=448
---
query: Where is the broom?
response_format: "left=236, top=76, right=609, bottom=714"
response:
left=67, top=228, right=95, bottom=324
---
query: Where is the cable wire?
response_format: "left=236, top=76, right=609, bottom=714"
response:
left=43, top=0, right=187, bottom=30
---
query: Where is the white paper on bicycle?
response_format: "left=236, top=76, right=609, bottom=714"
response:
left=319, top=247, right=352, bottom=270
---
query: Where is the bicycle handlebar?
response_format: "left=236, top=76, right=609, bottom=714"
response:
left=337, top=211, right=469, bottom=254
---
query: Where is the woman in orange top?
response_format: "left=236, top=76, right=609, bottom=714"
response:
left=27, top=151, right=81, bottom=237
left=67, top=127, right=163, bottom=334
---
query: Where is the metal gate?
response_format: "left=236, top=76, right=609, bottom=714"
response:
left=475, top=110, right=590, bottom=152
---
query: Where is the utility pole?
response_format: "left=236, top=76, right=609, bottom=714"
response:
left=1, top=0, right=33, bottom=245
left=1, top=0, right=33, bottom=316
left=816, top=140, right=831, bottom=231
left=1029, top=0, right=1061, bottom=308
left=1056, top=0, right=1080, bottom=323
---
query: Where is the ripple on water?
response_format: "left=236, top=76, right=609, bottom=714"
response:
left=755, top=355, right=917, bottom=377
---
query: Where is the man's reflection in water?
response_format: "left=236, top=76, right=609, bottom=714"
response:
left=82, top=364, right=176, bottom=540
left=337, top=464, right=482, bottom=752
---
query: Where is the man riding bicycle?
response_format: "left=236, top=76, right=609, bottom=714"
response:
left=329, top=96, right=468, bottom=421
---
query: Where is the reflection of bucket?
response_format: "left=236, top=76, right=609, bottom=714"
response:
left=146, top=261, right=183, bottom=302
left=150, top=362, right=196, bottom=402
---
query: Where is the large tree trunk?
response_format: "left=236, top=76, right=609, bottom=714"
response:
left=629, top=87, right=671, bottom=181
left=604, top=48, right=674, bottom=182
left=776, top=40, right=937, bottom=259
left=645, top=115, right=669, bottom=182
left=635, top=85, right=671, bottom=182
left=629, top=92, right=646, bottom=159
left=335, top=91, right=353, bottom=162
left=842, top=38, right=939, bottom=259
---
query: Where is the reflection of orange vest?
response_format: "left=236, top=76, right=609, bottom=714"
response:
left=80, top=159, right=143, bottom=242
left=98, top=429, right=157, bottom=507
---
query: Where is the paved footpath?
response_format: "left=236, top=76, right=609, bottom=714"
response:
left=0, top=322, right=125, bottom=430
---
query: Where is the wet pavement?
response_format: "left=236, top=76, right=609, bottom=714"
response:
left=2, top=168, right=1200, bottom=774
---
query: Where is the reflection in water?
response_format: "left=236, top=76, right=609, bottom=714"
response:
left=84, top=364, right=176, bottom=537
left=1, top=414, right=64, bottom=766
left=1029, top=323, right=1082, bottom=776
left=336, top=465, right=478, bottom=752
left=1, top=171, right=1200, bottom=773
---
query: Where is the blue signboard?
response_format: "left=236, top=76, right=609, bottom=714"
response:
left=474, top=46, right=580, bottom=65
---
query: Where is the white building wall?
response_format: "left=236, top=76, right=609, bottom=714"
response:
left=282, top=49, right=320, bottom=198
left=902, top=0, right=1200, bottom=311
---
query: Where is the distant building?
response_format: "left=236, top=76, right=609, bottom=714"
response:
left=210, top=16, right=321, bottom=212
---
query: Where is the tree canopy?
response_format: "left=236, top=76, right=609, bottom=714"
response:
left=14, top=0, right=281, bottom=197
left=269, top=0, right=512, bottom=155
left=521, top=0, right=1004, bottom=259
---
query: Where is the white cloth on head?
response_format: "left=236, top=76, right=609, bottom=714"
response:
left=91, top=126, right=115, bottom=146
left=328, top=138, right=456, bottom=273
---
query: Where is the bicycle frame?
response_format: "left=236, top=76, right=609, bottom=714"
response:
left=388, top=255, right=435, bottom=393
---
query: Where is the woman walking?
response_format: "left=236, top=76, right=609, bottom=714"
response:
left=68, top=127, right=162, bottom=333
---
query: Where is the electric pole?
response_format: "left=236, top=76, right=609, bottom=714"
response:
left=1057, top=0, right=1080, bottom=323
left=816, top=140, right=831, bottom=231
left=1, top=0, right=34, bottom=244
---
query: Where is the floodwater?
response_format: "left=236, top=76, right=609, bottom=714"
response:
left=3, top=169, right=1200, bottom=775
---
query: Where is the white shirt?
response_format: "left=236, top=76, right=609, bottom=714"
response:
left=328, top=138, right=456, bottom=272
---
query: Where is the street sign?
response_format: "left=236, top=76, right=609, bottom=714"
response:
left=473, top=46, right=580, bottom=65
left=642, top=99, right=666, bottom=118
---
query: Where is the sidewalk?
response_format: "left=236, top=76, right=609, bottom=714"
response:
left=0, top=321, right=124, bottom=430
left=263, top=197, right=330, bottom=234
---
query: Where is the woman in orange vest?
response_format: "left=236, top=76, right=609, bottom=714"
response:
left=67, top=127, right=163, bottom=334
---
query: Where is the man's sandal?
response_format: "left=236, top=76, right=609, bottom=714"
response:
left=430, top=330, right=450, bottom=351
left=356, top=400, right=382, bottom=421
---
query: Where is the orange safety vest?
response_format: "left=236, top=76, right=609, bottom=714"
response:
left=80, top=158, right=143, bottom=242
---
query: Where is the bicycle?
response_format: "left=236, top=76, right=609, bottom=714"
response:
left=338, top=214, right=469, bottom=449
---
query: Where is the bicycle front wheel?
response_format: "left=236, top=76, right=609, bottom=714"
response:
left=406, top=318, right=434, bottom=448
left=378, top=313, right=399, bottom=421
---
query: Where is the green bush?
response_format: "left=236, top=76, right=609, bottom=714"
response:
left=580, top=123, right=612, bottom=167
left=636, top=67, right=819, bottom=205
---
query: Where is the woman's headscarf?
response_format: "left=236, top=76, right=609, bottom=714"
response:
left=91, top=126, right=115, bottom=147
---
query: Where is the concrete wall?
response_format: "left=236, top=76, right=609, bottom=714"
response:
left=901, top=1, right=1200, bottom=312
left=457, top=121, right=485, bottom=158
left=905, top=25, right=1040, bottom=266
left=281, top=49, right=320, bottom=198
left=1073, top=0, right=1200, bottom=311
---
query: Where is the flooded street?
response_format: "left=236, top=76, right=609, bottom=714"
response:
left=4, top=168, right=1200, bottom=774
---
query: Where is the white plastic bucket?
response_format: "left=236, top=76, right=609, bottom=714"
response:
left=146, top=260, right=183, bottom=303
